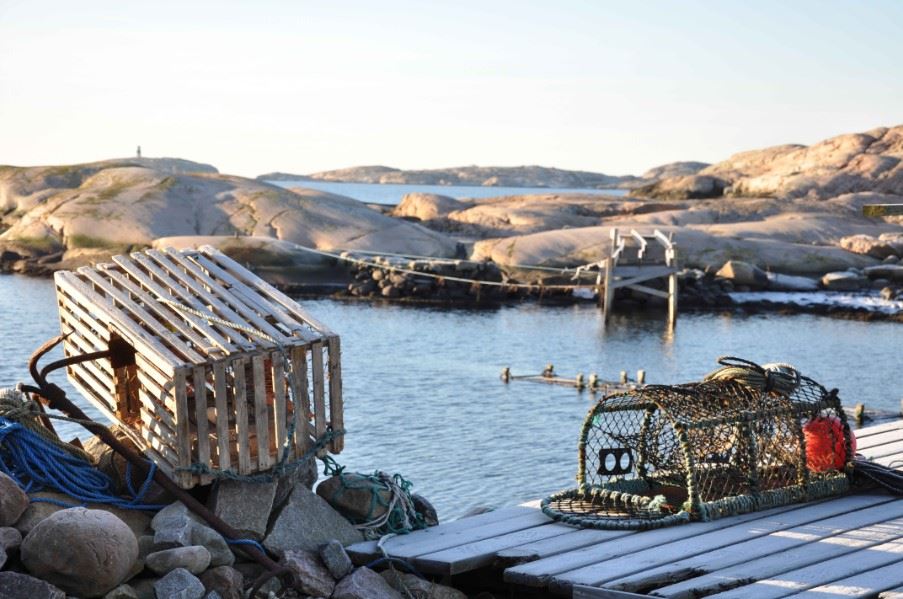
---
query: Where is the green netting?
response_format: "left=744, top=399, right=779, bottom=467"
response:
left=543, top=357, right=854, bottom=530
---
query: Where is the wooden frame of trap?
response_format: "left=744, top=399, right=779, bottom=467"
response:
left=54, top=246, right=343, bottom=488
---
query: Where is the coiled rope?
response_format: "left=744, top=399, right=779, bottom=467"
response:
left=0, top=388, right=163, bottom=510
left=703, top=356, right=801, bottom=395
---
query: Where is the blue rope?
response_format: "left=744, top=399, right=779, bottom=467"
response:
left=0, top=417, right=164, bottom=511
left=225, top=537, right=268, bottom=555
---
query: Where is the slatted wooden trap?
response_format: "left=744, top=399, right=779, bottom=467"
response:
left=53, top=245, right=343, bottom=488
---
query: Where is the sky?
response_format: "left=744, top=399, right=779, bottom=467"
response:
left=1, top=1, right=902, bottom=178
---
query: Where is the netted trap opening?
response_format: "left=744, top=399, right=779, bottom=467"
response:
left=543, top=357, right=854, bottom=530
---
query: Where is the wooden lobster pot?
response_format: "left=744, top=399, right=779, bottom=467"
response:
left=53, top=246, right=343, bottom=488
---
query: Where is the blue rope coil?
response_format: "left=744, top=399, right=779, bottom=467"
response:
left=0, top=416, right=164, bottom=511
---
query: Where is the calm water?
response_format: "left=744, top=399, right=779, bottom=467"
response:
left=266, top=179, right=628, bottom=205
left=1, top=274, right=901, bottom=518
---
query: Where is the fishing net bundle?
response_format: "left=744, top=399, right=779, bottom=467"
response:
left=542, top=357, right=871, bottom=530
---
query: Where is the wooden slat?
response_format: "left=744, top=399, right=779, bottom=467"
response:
left=573, top=587, right=652, bottom=599
left=346, top=506, right=541, bottom=563
left=549, top=495, right=888, bottom=593
left=271, top=351, right=288, bottom=457
left=496, top=527, right=636, bottom=567
left=190, top=253, right=297, bottom=345
left=198, top=245, right=334, bottom=335
left=135, top=365, right=179, bottom=419
left=504, top=503, right=806, bottom=588
left=606, top=497, right=903, bottom=596
left=290, top=345, right=311, bottom=456
left=233, top=358, right=252, bottom=475
left=415, top=521, right=570, bottom=575
left=725, top=537, right=903, bottom=598
left=76, top=268, right=206, bottom=365
left=857, top=427, right=903, bottom=450
left=136, top=251, right=254, bottom=351
left=151, top=248, right=289, bottom=347
left=252, top=355, right=271, bottom=469
left=311, top=341, right=327, bottom=454
left=377, top=511, right=552, bottom=561
left=172, top=369, right=193, bottom=487
left=107, top=256, right=237, bottom=355
left=138, top=386, right=176, bottom=435
left=192, top=366, right=212, bottom=477
left=327, top=336, right=344, bottom=453
left=55, top=272, right=179, bottom=374
left=213, top=361, right=231, bottom=471
left=855, top=419, right=903, bottom=438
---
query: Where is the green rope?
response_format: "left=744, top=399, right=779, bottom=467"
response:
left=321, top=457, right=428, bottom=538
left=175, top=427, right=344, bottom=482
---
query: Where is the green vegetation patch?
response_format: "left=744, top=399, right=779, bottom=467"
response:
left=67, top=234, right=132, bottom=253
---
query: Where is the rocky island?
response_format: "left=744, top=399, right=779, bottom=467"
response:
left=259, top=162, right=709, bottom=189
left=2, top=125, right=903, bottom=317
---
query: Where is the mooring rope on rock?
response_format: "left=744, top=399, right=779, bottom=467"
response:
left=321, top=455, right=428, bottom=538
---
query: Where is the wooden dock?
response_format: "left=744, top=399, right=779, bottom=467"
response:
left=347, top=419, right=903, bottom=598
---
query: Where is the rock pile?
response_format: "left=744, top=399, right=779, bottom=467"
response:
left=343, top=255, right=526, bottom=302
left=0, top=451, right=456, bottom=599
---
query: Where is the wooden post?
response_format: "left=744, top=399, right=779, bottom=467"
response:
left=666, top=237, right=678, bottom=330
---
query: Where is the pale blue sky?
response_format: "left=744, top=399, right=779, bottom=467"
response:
left=1, top=1, right=901, bottom=177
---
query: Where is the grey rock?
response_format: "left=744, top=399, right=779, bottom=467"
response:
left=333, top=567, right=403, bottom=599
left=273, top=460, right=319, bottom=509
left=128, top=578, right=157, bottom=599
left=199, top=566, right=243, bottom=599
left=14, top=492, right=151, bottom=539
left=881, top=286, right=898, bottom=301
left=0, top=547, right=6, bottom=570
left=151, top=502, right=233, bottom=567
left=0, top=471, right=28, bottom=526
left=264, top=484, right=362, bottom=555
left=204, top=592, right=222, bottom=599
left=153, top=568, right=205, bottom=599
left=103, top=584, right=139, bottom=599
left=319, top=539, right=354, bottom=579
left=0, top=526, right=22, bottom=550
left=863, top=264, right=903, bottom=281
left=412, top=494, right=439, bottom=527
left=145, top=546, right=211, bottom=576
left=0, top=572, right=67, bottom=599
left=281, top=549, right=335, bottom=597
left=765, top=272, right=819, bottom=292
left=380, top=571, right=467, bottom=599
left=21, top=507, right=138, bottom=598
left=884, top=254, right=899, bottom=263
left=381, top=285, right=399, bottom=298
left=209, top=479, right=276, bottom=541
left=715, top=261, right=768, bottom=289
left=821, top=271, right=868, bottom=290
left=316, top=473, right=391, bottom=524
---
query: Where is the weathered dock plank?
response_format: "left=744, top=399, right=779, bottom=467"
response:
left=619, top=504, right=903, bottom=598
left=345, top=505, right=540, bottom=563
left=721, top=537, right=903, bottom=598
left=504, top=503, right=805, bottom=588
left=548, top=494, right=894, bottom=595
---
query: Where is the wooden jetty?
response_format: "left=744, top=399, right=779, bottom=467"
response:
left=501, top=364, right=646, bottom=392
left=596, top=229, right=679, bottom=328
left=347, top=419, right=903, bottom=598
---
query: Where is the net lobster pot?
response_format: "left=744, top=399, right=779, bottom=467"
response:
left=53, top=246, right=343, bottom=488
left=544, top=367, right=854, bottom=529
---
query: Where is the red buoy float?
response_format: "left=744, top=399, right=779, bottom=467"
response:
left=803, top=416, right=856, bottom=471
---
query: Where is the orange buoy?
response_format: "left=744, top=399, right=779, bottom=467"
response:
left=803, top=416, right=856, bottom=472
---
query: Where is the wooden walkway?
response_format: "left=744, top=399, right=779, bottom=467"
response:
left=347, top=419, right=903, bottom=598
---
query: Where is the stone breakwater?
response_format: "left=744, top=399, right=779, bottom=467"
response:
left=0, top=429, right=465, bottom=599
